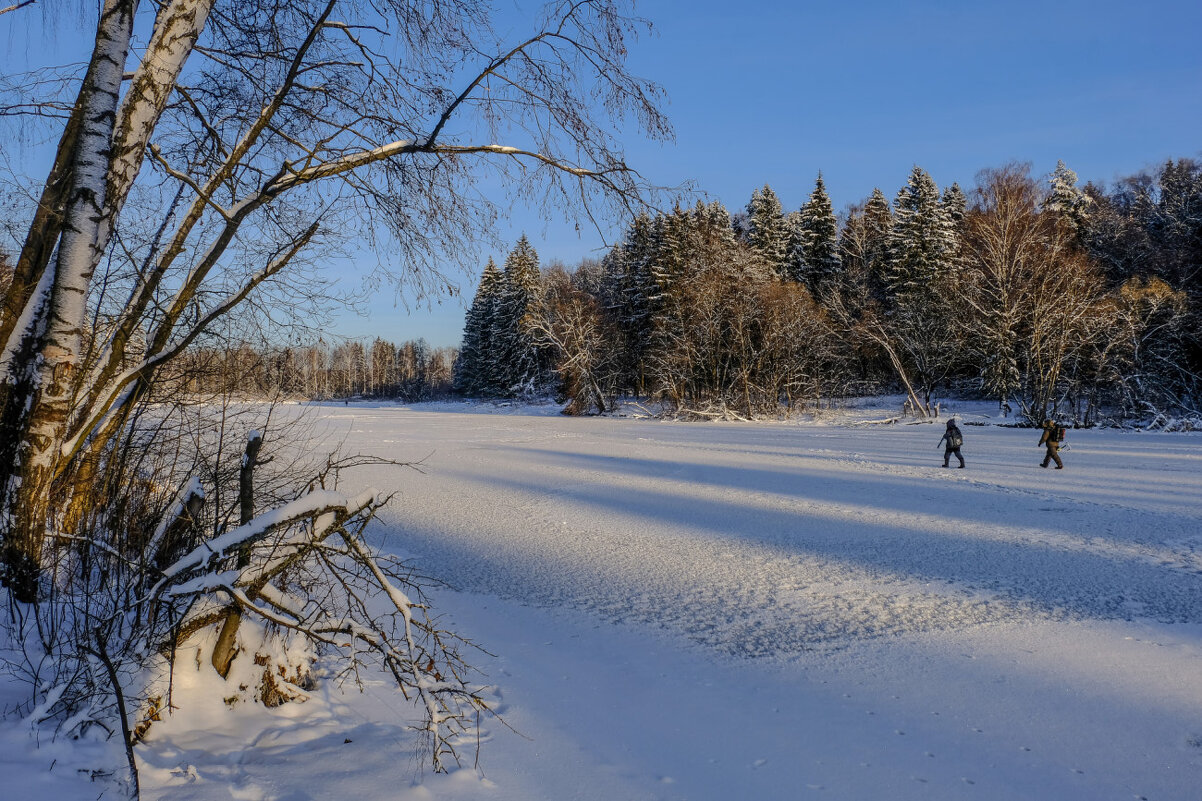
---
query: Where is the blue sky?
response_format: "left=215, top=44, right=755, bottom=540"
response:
left=359, top=0, right=1202, bottom=345
left=3, top=1, right=1201, bottom=346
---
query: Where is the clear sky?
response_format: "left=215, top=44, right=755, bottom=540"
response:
left=351, top=0, right=1202, bottom=346
left=3, top=1, right=1201, bottom=347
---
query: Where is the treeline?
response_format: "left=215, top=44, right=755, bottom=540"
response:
left=454, top=159, right=1202, bottom=424
left=176, top=338, right=458, bottom=401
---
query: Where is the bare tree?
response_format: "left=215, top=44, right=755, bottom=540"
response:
left=536, top=264, right=619, bottom=414
left=0, top=0, right=668, bottom=598
left=0, top=0, right=670, bottom=781
left=961, top=164, right=1106, bottom=423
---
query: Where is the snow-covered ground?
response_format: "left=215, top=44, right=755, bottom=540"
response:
left=6, top=399, right=1202, bottom=800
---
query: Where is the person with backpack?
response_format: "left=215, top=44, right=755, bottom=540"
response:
left=1038, top=419, right=1065, bottom=469
left=938, top=418, right=965, bottom=468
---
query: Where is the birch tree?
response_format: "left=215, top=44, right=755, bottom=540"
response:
left=0, top=0, right=669, bottom=602
left=961, top=164, right=1105, bottom=422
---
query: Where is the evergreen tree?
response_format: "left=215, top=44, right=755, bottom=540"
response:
left=1043, top=160, right=1090, bottom=248
left=797, top=173, right=841, bottom=294
left=696, top=200, right=738, bottom=249
left=942, top=182, right=967, bottom=228
left=608, top=211, right=661, bottom=393
left=863, top=188, right=894, bottom=290
left=454, top=257, right=505, bottom=396
left=650, top=205, right=691, bottom=302
left=783, top=209, right=805, bottom=283
left=745, top=184, right=790, bottom=276
left=492, top=235, right=547, bottom=395
left=941, top=182, right=968, bottom=269
left=888, top=166, right=956, bottom=298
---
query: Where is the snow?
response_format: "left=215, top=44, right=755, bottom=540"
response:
left=4, top=398, right=1202, bottom=800
left=156, top=487, right=378, bottom=589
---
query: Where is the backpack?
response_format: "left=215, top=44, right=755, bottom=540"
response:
left=1055, top=424, right=1066, bottom=442
left=948, top=429, right=963, bottom=448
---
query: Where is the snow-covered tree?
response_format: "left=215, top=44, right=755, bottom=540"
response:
left=942, top=182, right=967, bottom=229
left=601, top=211, right=662, bottom=393
left=454, top=258, right=504, bottom=396
left=863, top=167, right=962, bottom=414
left=491, top=236, right=548, bottom=395
left=796, top=173, right=841, bottom=294
left=0, top=0, right=670, bottom=778
left=1042, top=160, right=1090, bottom=247
left=783, top=209, right=805, bottom=282
left=942, top=181, right=968, bottom=264
left=962, top=164, right=1105, bottom=421
left=0, top=0, right=668, bottom=603
left=887, top=166, right=957, bottom=297
left=838, top=187, right=895, bottom=303
left=745, top=184, right=790, bottom=276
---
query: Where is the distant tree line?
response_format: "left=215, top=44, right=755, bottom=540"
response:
left=176, top=338, right=457, bottom=401
left=455, top=158, right=1202, bottom=425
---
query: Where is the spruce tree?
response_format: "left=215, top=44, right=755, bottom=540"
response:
left=942, top=182, right=967, bottom=228
left=784, top=210, right=805, bottom=283
left=880, top=168, right=960, bottom=412
left=454, top=257, right=504, bottom=396
left=650, top=205, right=691, bottom=302
left=611, top=212, right=660, bottom=393
left=696, top=200, right=738, bottom=249
left=745, top=184, right=790, bottom=276
left=798, top=173, right=841, bottom=294
left=863, top=188, right=894, bottom=293
left=1043, top=160, right=1090, bottom=247
left=492, top=235, right=546, bottom=395
left=942, top=182, right=968, bottom=269
left=888, top=166, right=956, bottom=298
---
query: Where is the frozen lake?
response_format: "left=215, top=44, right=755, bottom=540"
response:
left=254, top=401, right=1202, bottom=801
left=47, top=400, right=1201, bottom=801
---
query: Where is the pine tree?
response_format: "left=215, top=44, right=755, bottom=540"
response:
left=862, top=188, right=894, bottom=294
left=492, top=235, right=547, bottom=395
left=1042, top=160, right=1090, bottom=248
left=797, top=173, right=841, bottom=294
left=650, top=205, right=691, bottom=302
left=783, top=210, right=805, bottom=283
left=835, top=187, right=895, bottom=302
left=941, top=182, right=968, bottom=269
left=696, top=200, right=738, bottom=250
left=454, top=257, right=504, bottom=396
left=942, top=182, right=967, bottom=228
left=607, top=211, right=661, bottom=393
left=745, top=184, right=790, bottom=276
left=888, top=166, right=956, bottom=298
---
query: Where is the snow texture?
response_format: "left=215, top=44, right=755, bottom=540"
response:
left=4, top=398, right=1201, bottom=800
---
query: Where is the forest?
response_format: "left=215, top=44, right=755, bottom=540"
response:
left=456, top=159, right=1202, bottom=426
left=0, top=0, right=1197, bottom=794
left=0, top=0, right=671, bottom=785
left=98, top=157, right=1202, bottom=425
left=169, top=338, right=458, bottom=401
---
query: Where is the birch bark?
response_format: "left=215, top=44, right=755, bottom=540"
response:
left=0, top=0, right=138, bottom=600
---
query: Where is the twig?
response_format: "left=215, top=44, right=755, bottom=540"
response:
left=0, top=1, right=37, bottom=18
left=85, top=633, right=140, bottom=800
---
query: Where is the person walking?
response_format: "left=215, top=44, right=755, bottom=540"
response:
left=1038, top=419, right=1065, bottom=469
left=938, top=418, right=965, bottom=468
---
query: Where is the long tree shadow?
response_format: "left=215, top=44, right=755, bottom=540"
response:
left=504, top=445, right=1202, bottom=551
left=602, top=425, right=1202, bottom=516
left=382, top=460, right=1202, bottom=661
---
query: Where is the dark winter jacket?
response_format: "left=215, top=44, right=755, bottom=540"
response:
left=939, top=424, right=963, bottom=451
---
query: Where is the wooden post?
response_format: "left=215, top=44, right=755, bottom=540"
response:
left=212, top=431, right=261, bottom=678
